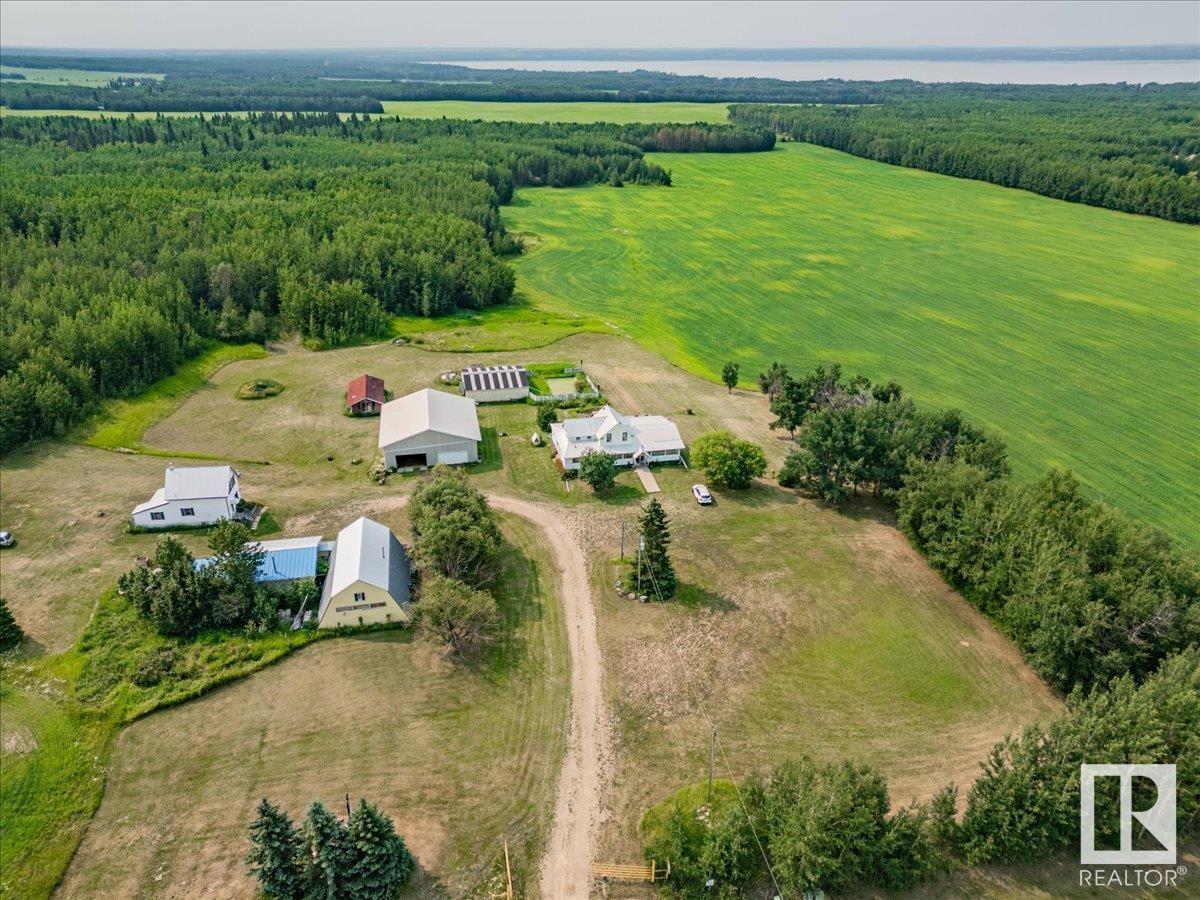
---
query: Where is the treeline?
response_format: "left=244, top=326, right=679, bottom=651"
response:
left=650, top=649, right=1200, bottom=895
left=12, top=50, right=1197, bottom=110
left=4, top=112, right=767, bottom=453
left=764, top=362, right=1199, bottom=695
left=730, top=87, right=1200, bottom=223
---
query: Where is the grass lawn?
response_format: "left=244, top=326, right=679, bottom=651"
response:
left=74, top=342, right=268, bottom=457
left=582, top=470, right=1061, bottom=863
left=56, top=513, right=569, bottom=899
left=380, top=99, right=731, bottom=123
left=392, top=300, right=618, bottom=352
left=505, top=142, right=1200, bottom=545
left=0, top=593, right=328, bottom=899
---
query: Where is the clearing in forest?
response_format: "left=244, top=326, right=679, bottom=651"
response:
left=505, top=141, right=1200, bottom=545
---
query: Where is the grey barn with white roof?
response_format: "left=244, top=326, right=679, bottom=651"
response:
left=378, top=388, right=481, bottom=469
left=460, top=364, right=530, bottom=403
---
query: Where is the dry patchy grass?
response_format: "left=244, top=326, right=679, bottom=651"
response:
left=57, top=513, right=568, bottom=899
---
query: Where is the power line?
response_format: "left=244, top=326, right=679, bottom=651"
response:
left=635, top=525, right=786, bottom=900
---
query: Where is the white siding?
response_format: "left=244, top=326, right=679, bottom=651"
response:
left=131, top=496, right=233, bottom=528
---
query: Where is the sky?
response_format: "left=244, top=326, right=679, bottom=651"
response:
left=1, top=0, right=1197, bottom=51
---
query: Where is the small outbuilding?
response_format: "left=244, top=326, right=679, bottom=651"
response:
left=460, top=364, right=530, bottom=403
left=347, top=374, right=386, bottom=416
left=317, top=517, right=411, bottom=628
left=378, top=388, right=481, bottom=469
left=194, top=534, right=322, bottom=591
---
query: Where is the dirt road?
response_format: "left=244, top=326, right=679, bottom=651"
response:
left=489, top=496, right=607, bottom=899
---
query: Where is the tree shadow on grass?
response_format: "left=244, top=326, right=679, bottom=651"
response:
left=466, top=427, right=503, bottom=475
left=480, top=536, right=544, bottom=681
left=673, top=582, right=739, bottom=613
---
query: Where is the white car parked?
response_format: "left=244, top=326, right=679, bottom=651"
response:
left=692, top=484, right=713, bottom=505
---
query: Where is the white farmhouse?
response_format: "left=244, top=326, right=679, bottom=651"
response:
left=460, top=364, right=530, bottom=403
left=131, top=464, right=242, bottom=528
left=317, top=517, right=412, bottom=628
left=378, top=388, right=481, bottom=469
left=550, top=405, right=685, bottom=470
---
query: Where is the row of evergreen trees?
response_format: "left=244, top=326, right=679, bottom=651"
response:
left=246, top=798, right=413, bottom=899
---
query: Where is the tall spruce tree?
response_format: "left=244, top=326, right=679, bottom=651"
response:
left=245, top=798, right=302, bottom=899
left=301, top=801, right=350, bottom=900
left=345, top=799, right=415, bottom=897
left=630, top=499, right=676, bottom=599
left=0, top=597, right=23, bottom=652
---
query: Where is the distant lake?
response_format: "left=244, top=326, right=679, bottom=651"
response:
left=450, top=58, right=1200, bottom=85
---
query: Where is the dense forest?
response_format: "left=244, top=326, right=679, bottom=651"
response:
left=0, top=112, right=772, bottom=453
left=730, top=87, right=1200, bottom=222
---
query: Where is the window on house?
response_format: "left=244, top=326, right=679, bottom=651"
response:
left=228, top=475, right=236, bottom=492
left=622, top=432, right=628, bottom=442
left=180, top=507, right=195, bottom=517
left=606, top=433, right=612, bottom=443
left=354, top=591, right=366, bottom=602
left=150, top=512, right=165, bottom=521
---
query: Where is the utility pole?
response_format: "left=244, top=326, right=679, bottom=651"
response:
left=620, top=520, right=625, bottom=560
left=708, top=727, right=716, bottom=805
left=637, top=536, right=644, bottom=595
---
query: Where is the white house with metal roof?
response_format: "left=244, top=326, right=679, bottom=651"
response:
left=131, top=464, right=242, bottom=528
left=378, top=388, right=481, bottom=469
left=550, top=405, right=685, bottom=470
left=460, top=364, right=530, bottom=403
left=317, top=517, right=412, bottom=628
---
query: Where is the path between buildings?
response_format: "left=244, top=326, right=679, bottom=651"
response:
left=488, top=496, right=607, bottom=900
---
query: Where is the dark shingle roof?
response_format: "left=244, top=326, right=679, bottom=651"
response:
left=461, top=365, right=530, bottom=393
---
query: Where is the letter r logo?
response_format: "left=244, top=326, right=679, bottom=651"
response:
left=1080, top=764, right=1176, bottom=865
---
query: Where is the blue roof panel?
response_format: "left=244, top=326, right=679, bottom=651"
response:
left=193, top=546, right=318, bottom=583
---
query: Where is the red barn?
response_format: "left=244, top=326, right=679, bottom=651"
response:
left=347, top=374, right=386, bottom=416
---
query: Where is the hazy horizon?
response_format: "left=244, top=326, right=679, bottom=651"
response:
left=2, top=1, right=1197, bottom=52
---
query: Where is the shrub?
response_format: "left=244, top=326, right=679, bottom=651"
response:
left=409, top=465, right=502, bottom=587
left=579, top=449, right=617, bottom=492
left=235, top=378, right=284, bottom=400
left=536, top=404, right=558, bottom=433
left=131, top=647, right=181, bottom=687
left=689, top=430, right=766, bottom=489
left=416, top=576, right=502, bottom=656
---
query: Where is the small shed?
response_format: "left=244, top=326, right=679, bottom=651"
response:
left=347, top=374, right=386, bottom=416
left=461, top=364, right=530, bottom=403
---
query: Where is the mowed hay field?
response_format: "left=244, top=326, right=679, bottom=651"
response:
left=506, top=142, right=1200, bottom=544
left=379, top=99, right=730, bottom=123
left=58, top=512, right=568, bottom=899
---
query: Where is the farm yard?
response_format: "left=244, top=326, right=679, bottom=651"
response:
left=505, top=142, right=1200, bottom=545
left=1, top=333, right=1076, bottom=895
left=55, top=512, right=568, bottom=899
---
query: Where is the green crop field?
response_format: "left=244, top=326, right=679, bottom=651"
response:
left=0, top=65, right=163, bottom=86
left=380, top=99, right=730, bottom=123
left=505, top=142, right=1200, bottom=544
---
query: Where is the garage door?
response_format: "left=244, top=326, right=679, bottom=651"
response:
left=437, top=450, right=470, bottom=466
